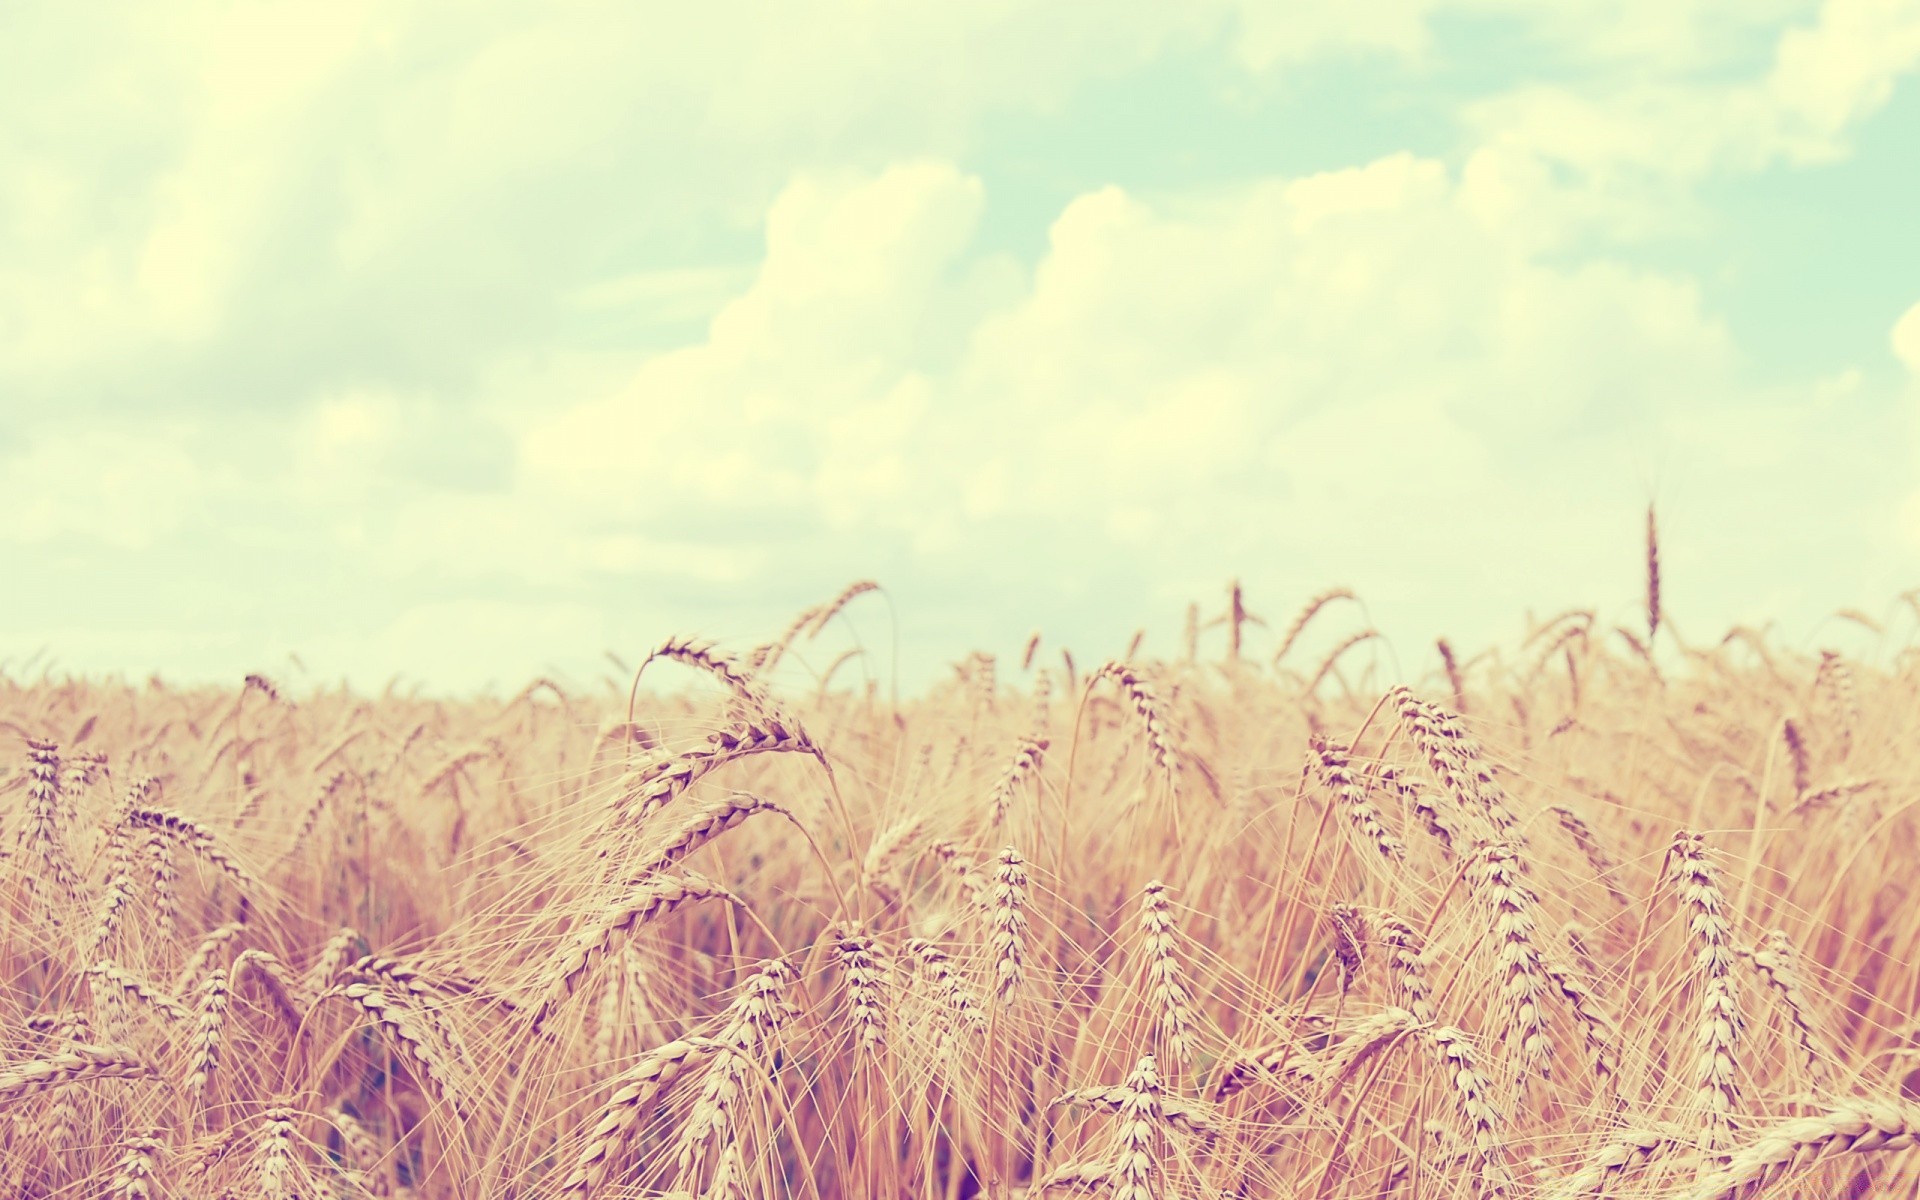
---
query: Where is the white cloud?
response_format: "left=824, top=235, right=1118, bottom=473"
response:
left=1770, top=0, right=1920, bottom=142
left=497, top=154, right=1752, bottom=639
left=0, top=427, right=223, bottom=549
left=11, top=0, right=1905, bottom=391
left=1894, top=300, right=1920, bottom=374
left=521, top=161, right=1005, bottom=533
left=1462, top=0, right=1920, bottom=199
left=3, top=2, right=1914, bottom=688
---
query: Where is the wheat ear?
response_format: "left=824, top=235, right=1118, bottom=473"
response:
left=1373, top=912, right=1436, bottom=1024
left=89, top=960, right=189, bottom=1022
left=1273, top=587, right=1356, bottom=665
left=905, top=937, right=985, bottom=1050
left=1051, top=1080, right=1217, bottom=1142
left=1546, top=1125, right=1682, bottom=1199
left=986, top=735, right=1048, bottom=828
left=1108, top=1054, right=1166, bottom=1200
left=332, top=980, right=472, bottom=1123
left=670, top=960, right=798, bottom=1197
left=1090, top=662, right=1182, bottom=797
left=1424, top=1026, right=1512, bottom=1192
left=1327, top=902, right=1366, bottom=997
left=534, top=872, right=739, bottom=1028
left=232, top=948, right=313, bottom=1032
left=640, top=791, right=792, bottom=874
left=1139, top=881, right=1200, bottom=1072
left=0, top=1046, right=158, bottom=1102
left=1315, top=738, right=1408, bottom=864
left=636, top=636, right=774, bottom=715
left=1392, top=687, right=1524, bottom=837
left=988, top=845, right=1030, bottom=1004
left=125, top=806, right=261, bottom=893
left=607, top=718, right=820, bottom=833
left=835, top=927, right=891, bottom=1059
left=1747, top=928, right=1831, bottom=1084
left=254, top=1104, right=301, bottom=1200
left=1687, top=1101, right=1920, bottom=1200
left=563, top=1037, right=724, bottom=1198
left=1473, top=841, right=1555, bottom=1082
left=1668, top=830, right=1741, bottom=1149
left=185, top=966, right=231, bottom=1096
left=110, top=1131, right=166, bottom=1199
left=1547, top=803, right=1632, bottom=906
left=23, top=738, right=78, bottom=923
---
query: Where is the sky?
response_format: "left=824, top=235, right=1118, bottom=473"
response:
left=3, top=1, right=1919, bottom=694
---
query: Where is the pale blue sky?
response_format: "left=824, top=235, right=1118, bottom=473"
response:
left=2, top=1, right=1917, bottom=692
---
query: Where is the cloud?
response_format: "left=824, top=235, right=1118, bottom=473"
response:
left=0, top=425, right=226, bottom=549
left=1894, top=300, right=1920, bottom=374
left=12, top=0, right=1909, bottom=414
left=1453, top=0, right=1920, bottom=248
left=498, top=154, right=1778, bottom=652
left=3, top=3, right=1914, bottom=689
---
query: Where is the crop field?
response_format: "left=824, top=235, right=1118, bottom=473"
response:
left=3, top=577, right=1918, bottom=1199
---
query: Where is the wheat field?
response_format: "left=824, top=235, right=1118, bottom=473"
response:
left=4, top=577, right=1919, bottom=1199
